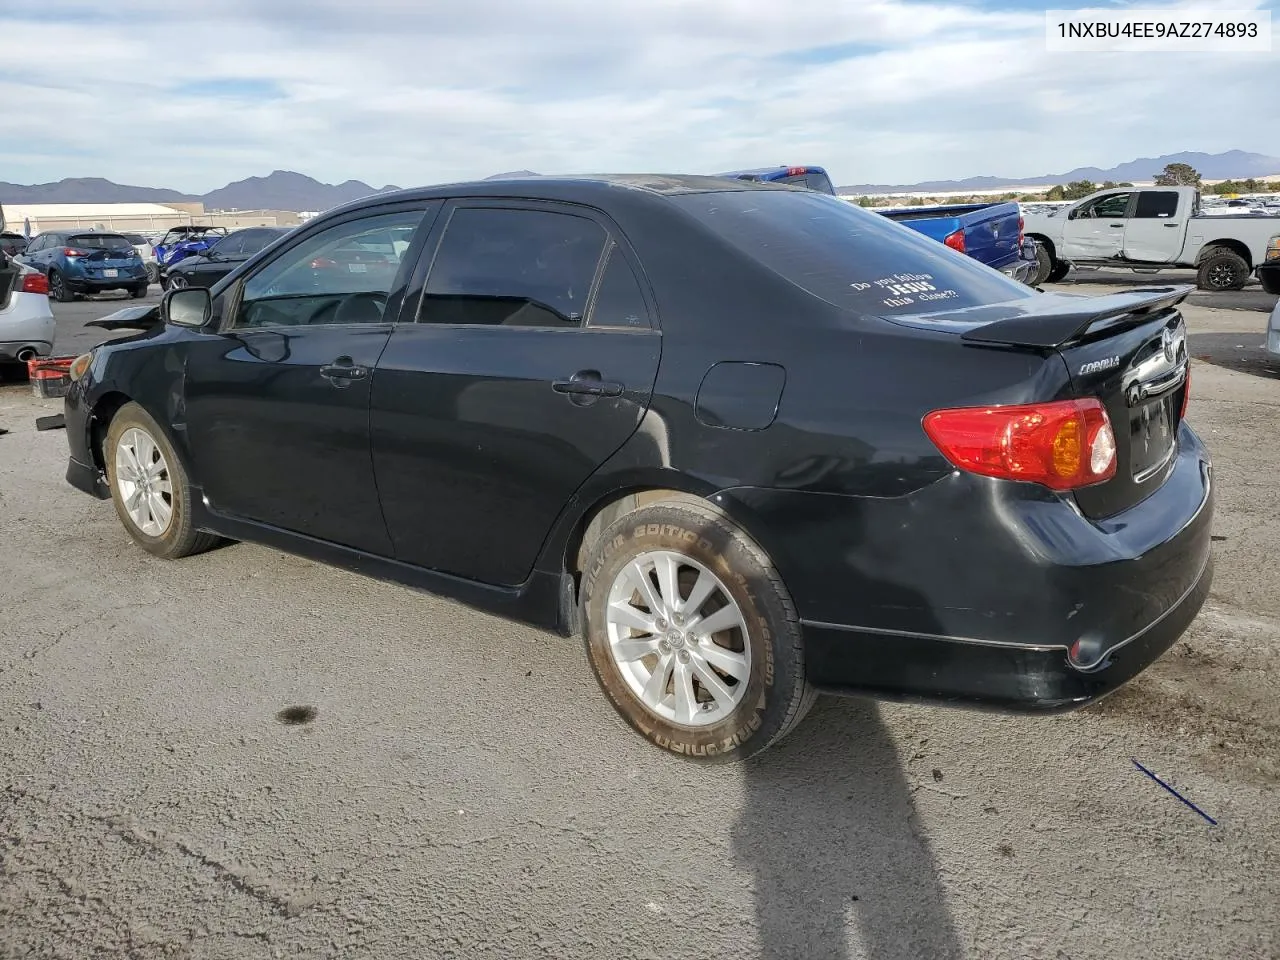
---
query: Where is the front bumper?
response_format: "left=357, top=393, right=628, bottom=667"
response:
left=720, top=421, right=1215, bottom=712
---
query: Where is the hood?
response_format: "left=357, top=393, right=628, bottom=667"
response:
left=85, top=304, right=162, bottom=331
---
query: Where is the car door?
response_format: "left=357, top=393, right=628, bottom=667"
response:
left=1060, top=191, right=1132, bottom=259
left=181, top=203, right=437, bottom=554
left=1118, top=190, right=1184, bottom=263
left=370, top=200, right=662, bottom=586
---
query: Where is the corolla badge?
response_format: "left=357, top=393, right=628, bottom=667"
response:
left=1079, top=356, right=1121, bottom=375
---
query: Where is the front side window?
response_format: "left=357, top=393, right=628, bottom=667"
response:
left=232, top=209, right=425, bottom=329
left=420, top=207, right=607, bottom=328
left=1079, top=194, right=1131, bottom=219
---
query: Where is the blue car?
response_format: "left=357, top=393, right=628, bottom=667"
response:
left=20, top=230, right=150, bottom=302
left=717, top=164, right=838, bottom=195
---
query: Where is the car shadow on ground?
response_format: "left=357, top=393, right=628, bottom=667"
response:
left=733, top=697, right=964, bottom=959
left=1188, top=331, right=1280, bottom=380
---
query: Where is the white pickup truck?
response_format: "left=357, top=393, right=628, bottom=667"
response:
left=1022, top=185, right=1280, bottom=290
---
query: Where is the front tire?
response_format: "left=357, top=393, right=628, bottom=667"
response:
left=580, top=499, right=816, bottom=762
left=1046, top=260, right=1071, bottom=283
left=1031, top=241, right=1052, bottom=286
left=104, top=402, right=220, bottom=560
left=168, top=274, right=188, bottom=290
left=49, top=269, right=75, bottom=303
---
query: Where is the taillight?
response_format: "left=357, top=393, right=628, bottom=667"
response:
left=922, top=398, right=1117, bottom=491
left=786, top=166, right=807, bottom=176
left=63, top=247, right=88, bottom=257
left=1266, top=236, right=1280, bottom=263
left=943, top=229, right=965, bottom=254
left=20, top=271, right=49, bottom=295
left=1181, top=365, right=1191, bottom=420
left=1018, top=215, right=1025, bottom=246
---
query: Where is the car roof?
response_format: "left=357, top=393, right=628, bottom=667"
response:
left=314, top=174, right=801, bottom=222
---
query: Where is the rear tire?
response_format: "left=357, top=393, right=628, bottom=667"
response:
left=104, top=402, right=221, bottom=560
left=130, top=283, right=148, bottom=299
left=145, top=262, right=160, bottom=284
left=1196, top=249, right=1249, bottom=291
left=168, top=274, right=188, bottom=291
left=580, top=498, right=816, bottom=762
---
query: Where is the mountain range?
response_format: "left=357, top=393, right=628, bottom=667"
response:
left=2, top=151, right=1277, bottom=211
left=0, top=170, right=402, bottom=213
left=835, top=150, right=1280, bottom=194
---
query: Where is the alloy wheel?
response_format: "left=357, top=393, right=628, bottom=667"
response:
left=605, top=550, right=751, bottom=727
left=114, top=427, right=174, bottom=537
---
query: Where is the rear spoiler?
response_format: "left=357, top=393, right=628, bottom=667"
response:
left=959, top=285, right=1193, bottom=349
left=85, top=304, right=162, bottom=331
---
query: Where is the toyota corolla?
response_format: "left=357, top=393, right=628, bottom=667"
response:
left=61, top=175, right=1213, bottom=761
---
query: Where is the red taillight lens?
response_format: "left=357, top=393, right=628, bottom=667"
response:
left=1018, top=215, right=1025, bottom=246
left=1180, top=364, right=1191, bottom=420
left=943, top=229, right=965, bottom=254
left=20, top=271, right=49, bottom=295
left=63, top=247, right=88, bottom=257
left=786, top=166, right=807, bottom=176
left=923, top=398, right=1117, bottom=491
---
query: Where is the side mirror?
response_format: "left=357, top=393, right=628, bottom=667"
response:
left=163, top=287, right=212, bottom=328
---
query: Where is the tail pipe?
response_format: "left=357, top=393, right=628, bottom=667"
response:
left=16, top=347, right=37, bottom=363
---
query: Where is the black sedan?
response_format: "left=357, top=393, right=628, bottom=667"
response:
left=163, top=226, right=293, bottom=290
left=61, top=175, right=1213, bottom=762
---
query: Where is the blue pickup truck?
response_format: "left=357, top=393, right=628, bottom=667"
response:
left=717, top=165, right=1039, bottom=285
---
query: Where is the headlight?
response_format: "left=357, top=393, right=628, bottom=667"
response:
left=69, top=352, right=95, bottom=381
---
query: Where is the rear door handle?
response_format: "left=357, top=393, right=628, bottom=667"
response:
left=1164, top=222, right=1180, bottom=227
left=552, top=370, right=624, bottom=402
left=320, top=357, right=369, bottom=385
left=1109, top=224, right=1125, bottom=229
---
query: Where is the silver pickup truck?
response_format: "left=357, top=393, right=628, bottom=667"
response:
left=1022, top=185, right=1280, bottom=290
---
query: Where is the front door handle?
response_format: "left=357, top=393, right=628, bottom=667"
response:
left=1164, top=222, right=1180, bottom=227
left=1109, top=224, right=1125, bottom=229
left=552, top=370, right=624, bottom=404
left=320, top=357, right=369, bottom=386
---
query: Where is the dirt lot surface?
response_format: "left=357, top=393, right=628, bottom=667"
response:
left=1, top=286, right=1277, bottom=959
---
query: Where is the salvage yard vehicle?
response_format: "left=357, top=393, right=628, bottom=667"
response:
left=1022, top=185, right=1280, bottom=290
left=163, top=226, right=292, bottom=289
left=62, top=175, right=1213, bottom=762
left=153, top=225, right=228, bottom=275
left=19, top=230, right=149, bottom=301
left=877, top=202, right=1040, bottom=285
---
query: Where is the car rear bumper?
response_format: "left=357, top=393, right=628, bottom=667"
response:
left=0, top=294, right=56, bottom=359
left=68, top=273, right=148, bottom=292
left=719, top=420, right=1214, bottom=711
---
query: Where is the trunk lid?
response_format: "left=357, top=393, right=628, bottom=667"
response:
left=886, top=285, right=1193, bottom=519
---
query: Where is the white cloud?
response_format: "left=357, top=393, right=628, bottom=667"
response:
left=0, top=0, right=1275, bottom=191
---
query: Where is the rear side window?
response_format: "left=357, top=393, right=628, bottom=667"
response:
left=421, top=207, right=607, bottom=328
left=671, top=190, right=1032, bottom=315
left=588, top=244, right=650, bottom=329
left=1134, top=191, right=1179, bottom=219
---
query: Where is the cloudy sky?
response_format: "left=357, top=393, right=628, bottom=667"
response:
left=0, top=0, right=1275, bottom=192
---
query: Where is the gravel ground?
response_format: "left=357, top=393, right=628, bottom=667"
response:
left=1, top=291, right=1277, bottom=959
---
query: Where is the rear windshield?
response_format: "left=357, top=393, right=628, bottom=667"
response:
left=670, top=190, right=1034, bottom=316
left=69, top=234, right=135, bottom=251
